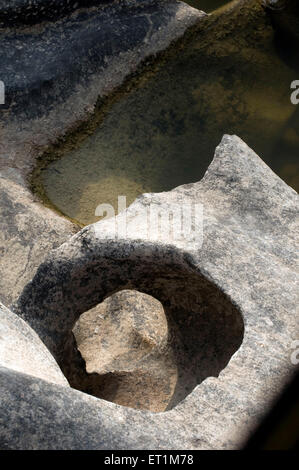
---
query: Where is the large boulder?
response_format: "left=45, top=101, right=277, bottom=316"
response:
left=72, top=290, right=175, bottom=413
left=1, top=134, right=296, bottom=449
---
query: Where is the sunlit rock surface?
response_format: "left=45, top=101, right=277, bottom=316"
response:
left=0, top=0, right=297, bottom=452
left=73, top=290, right=176, bottom=412
left=0, top=302, right=68, bottom=386
left=1, top=135, right=296, bottom=449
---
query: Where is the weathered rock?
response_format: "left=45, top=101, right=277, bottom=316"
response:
left=73, top=290, right=177, bottom=412
left=74, top=290, right=168, bottom=375
left=0, top=302, right=68, bottom=386
left=1, top=0, right=295, bottom=451
left=0, top=176, right=76, bottom=307
left=3, top=134, right=296, bottom=449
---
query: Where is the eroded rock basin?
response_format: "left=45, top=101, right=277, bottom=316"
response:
left=35, top=0, right=299, bottom=225
left=18, top=256, right=245, bottom=413
left=6, top=133, right=299, bottom=449
left=67, top=287, right=244, bottom=412
left=0, top=0, right=298, bottom=450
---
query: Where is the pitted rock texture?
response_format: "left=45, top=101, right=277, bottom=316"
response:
left=74, top=290, right=169, bottom=375
left=0, top=176, right=76, bottom=307
left=5, top=134, right=297, bottom=449
left=0, top=302, right=68, bottom=386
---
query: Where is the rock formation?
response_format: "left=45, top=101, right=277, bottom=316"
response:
left=0, top=0, right=298, bottom=451
left=0, top=135, right=297, bottom=449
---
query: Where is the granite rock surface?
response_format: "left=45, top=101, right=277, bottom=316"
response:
left=72, top=290, right=177, bottom=412
left=0, top=302, right=68, bottom=386
left=0, top=0, right=297, bottom=452
left=2, top=134, right=297, bottom=449
left=0, top=176, right=76, bottom=307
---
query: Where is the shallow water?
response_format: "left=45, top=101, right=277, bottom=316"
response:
left=40, top=2, right=299, bottom=225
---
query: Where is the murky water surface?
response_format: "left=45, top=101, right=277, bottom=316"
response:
left=40, top=1, right=299, bottom=225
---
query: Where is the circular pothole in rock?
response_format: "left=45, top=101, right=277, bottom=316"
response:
left=60, top=286, right=244, bottom=413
